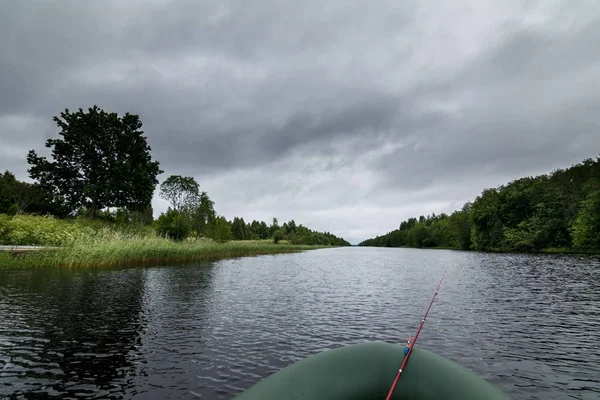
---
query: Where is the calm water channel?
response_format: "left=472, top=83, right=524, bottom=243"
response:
left=1, top=247, right=599, bottom=399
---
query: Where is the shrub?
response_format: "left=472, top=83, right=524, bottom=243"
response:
left=0, top=214, right=95, bottom=246
left=206, top=216, right=232, bottom=243
left=156, top=209, right=191, bottom=241
left=273, top=229, right=284, bottom=244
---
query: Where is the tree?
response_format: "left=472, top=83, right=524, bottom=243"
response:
left=407, top=222, right=429, bottom=248
left=156, top=208, right=191, bottom=241
left=269, top=217, right=279, bottom=237
left=571, top=190, right=600, bottom=249
left=0, top=171, right=20, bottom=213
left=470, top=188, right=505, bottom=250
left=8, top=181, right=39, bottom=214
left=259, top=221, right=269, bottom=239
left=231, top=217, right=246, bottom=240
left=248, top=220, right=261, bottom=240
left=159, top=175, right=200, bottom=212
left=358, top=155, right=600, bottom=252
left=447, top=203, right=472, bottom=250
left=0, top=170, right=67, bottom=216
left=191, top=192, right=216, bottom=240
left=273, top=229, right=284, bottom=244
left=27, top=106, right=162, bottom=219
left=207, top=216, right=232, bottom=243
left=158, top=175, right=217, bottom=241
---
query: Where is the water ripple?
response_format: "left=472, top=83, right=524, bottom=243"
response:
left=1, top=248, right=599, bottom=399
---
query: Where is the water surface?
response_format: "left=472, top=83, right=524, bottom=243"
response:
left=1, top=247, right=599, bottom=399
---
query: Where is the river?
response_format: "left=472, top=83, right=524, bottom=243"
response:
left=1, top=247, right=599, bottom=399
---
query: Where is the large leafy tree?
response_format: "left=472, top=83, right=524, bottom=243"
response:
left=159, top=175, right=200, bottom=212
left=191, top=192, right=216, bottom=240
left=158, top=175, right=216, bottom=241
left=26, top=106, right=162, bottom=219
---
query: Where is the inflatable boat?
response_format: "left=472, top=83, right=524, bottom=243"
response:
left=234, top=341, right=510, bottom=399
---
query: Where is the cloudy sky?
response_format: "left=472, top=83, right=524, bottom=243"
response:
left=2, top=1, right=600, bottom=244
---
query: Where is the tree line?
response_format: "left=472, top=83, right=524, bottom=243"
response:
left=0, top=106, right=350, bottom=246
left=359, top=156, right=600, bottom=252
left=152, top=174, right=350, bottom=245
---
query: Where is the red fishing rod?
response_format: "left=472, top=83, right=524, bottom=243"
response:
left=384, top=271, right=446, bottom=400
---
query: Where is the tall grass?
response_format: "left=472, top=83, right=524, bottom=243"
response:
left=0, top=215, right=326, bottom=268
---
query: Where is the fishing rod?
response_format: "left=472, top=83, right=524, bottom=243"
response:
left=384, top=271, right=446, bottom=400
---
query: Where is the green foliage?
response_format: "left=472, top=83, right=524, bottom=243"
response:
left=447, top=205, right=472, bottom=249
left=269, top=217, right=279, bottom=237
left=470, top=188, right=505, bottom=250
left=0, top=170, right=64, bottom=216
left=259, top=221, right=269, bottom=239
left=273, top=229, right=284, bottom=244
left=155, top=209, right=191, bottom=241
left=157, top=175, right=216, bottom=242
left=360, top=155, right=600, bottom=253
left=407, top=223, right=429, bottom=248
left=26, top=106, right=162, bottom=219
left=571, top=190, right=600, bottom=249
left=0, top=215, right=322, bottom=268
left=9, top=106, right=350, bottom=248
left=191, top=192, right=216, bottom=240
left=7, top=204, right=18, bottom=217
left=94, top=204, right=154, bottom=226
left=159, top=175, right=200, bottom=211
left=0, top=214, right=95, bottom=246
left=231, top=217, right=247, bottom=240
left=207, top=216, right=232, bottom=243
left=0, top=170, right=39, bottom=214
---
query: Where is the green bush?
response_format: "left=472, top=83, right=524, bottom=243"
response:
left=0, top=214, right=12, bottom=239
left=0, top=214, right=95, bottom=246
left=571, top=190, right=600, bottom=249
left=273, top=229, right=284, bottom=244
left=206, top=216, right=232, bottom=243
left=7, top=204, right=18, bottom=216
left=156, top=209, right=191, bottom=241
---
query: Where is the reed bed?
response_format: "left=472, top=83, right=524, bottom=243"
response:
left=0, top=215, right=326, bottom=268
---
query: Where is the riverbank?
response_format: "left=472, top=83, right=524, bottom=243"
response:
left=0, top=214, right=332, bottom=268
left=0, top=238, right=326, bottom=268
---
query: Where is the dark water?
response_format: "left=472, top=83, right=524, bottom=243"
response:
left=1, top=247, right=599, bottom=399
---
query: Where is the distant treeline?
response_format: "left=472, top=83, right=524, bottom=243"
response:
left=227, top=217, right=349, bottom=246
left=359, top=156, right=600, bottom=252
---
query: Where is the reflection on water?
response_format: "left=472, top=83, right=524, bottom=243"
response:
left=0, top=267, right=148, bottom=398
left=1, top=248, right=599, bottom=399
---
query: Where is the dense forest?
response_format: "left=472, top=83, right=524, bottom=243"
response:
left=0, top=106, right=350, bottom=247
left=359, top=156, right=600, bottom=252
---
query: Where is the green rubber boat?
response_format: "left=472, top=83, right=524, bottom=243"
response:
left=234, top=341, right=510, bottom=399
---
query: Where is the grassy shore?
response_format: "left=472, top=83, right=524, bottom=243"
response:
left=0, top=214, right=328, bottom=268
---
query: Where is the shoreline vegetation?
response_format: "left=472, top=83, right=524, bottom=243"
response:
left=0, top=215, right=338, bottom=268
left=0, top=106, right=351, bottom=268
left=359, top=156, right=600, bottom=255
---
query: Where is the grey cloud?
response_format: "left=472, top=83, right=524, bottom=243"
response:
left=2, top=1, right=600, bottom=243
left=372, top=14, right=600, bottom=195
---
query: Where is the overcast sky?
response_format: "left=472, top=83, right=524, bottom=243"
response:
left=2, top=1, right=600, bottom=244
